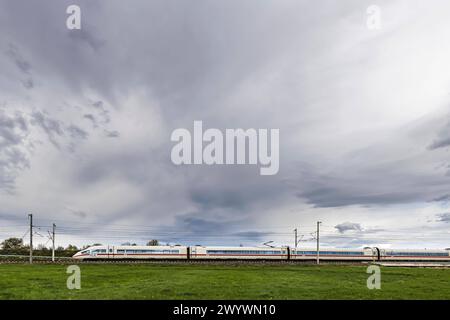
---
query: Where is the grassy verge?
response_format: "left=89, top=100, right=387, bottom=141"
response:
left=0, top=263, right=448, bottom=299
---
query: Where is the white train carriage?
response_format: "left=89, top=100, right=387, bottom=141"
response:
left=189, top=246, right=288, bottom=260
left=380, top=249, right=450, bottom=261
left=290, top=247, right=376, bottom=261
left=73, top=245, right=188, bottom=260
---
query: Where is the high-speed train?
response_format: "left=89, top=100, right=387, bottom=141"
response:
left=73, top=245, right=450, bottom=262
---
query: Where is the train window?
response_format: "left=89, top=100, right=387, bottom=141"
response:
left=114, top=249, right=180, bottom=254
left=295, top=251, right=364, bottom=255
left=386, top=251, right=448, bottom=256
left=206, top=250, right=282, bottom=255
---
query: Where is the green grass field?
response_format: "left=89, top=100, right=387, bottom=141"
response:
left=0, top=263, right=448, bottom=299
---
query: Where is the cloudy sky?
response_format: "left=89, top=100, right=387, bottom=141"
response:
left=1, top=0, right=450, bottom=249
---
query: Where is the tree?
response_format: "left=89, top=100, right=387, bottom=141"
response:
left=120, top=242, right=138, bottom=246
left=146, top=239, right=159, bottom=246
left=37, top=244, right=49, bottom=251
left=1, top=237, right=24, bottom=250
left=65, top=244, right=78, bottom=251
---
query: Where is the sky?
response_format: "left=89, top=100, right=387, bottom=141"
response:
left=1, top=0, right=450, bottom=249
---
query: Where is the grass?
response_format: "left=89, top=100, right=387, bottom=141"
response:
left=0, top=263, right=449, bottom=299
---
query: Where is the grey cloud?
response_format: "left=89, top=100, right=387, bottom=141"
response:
left=176, top=215, right=226, bottom=235
left=67, top=125, right=88, bottom=140
left=429, top=137, right=450, bottom=150
left=91, top=100, right=110, bottom=124
left=5, top=44, right=35, bottom=90
left=436, top=213, right=450, bottom=223
left=0, top=111, right=30, bottom=193
left=67, top=29, right=105, bottom=52
left=0, top=112, right=27, bottom=147
left=335, top=222, right=362, bottom=234
left=431, top=194, right=450, bottom=202
left=31, top=111, right=64, bottom=148
left=2, top=1, right=450, bottom=249
left=190, top=190, right=247, bottom=211
left=231, top=231, right=274, bottom=240
left=72, top=210, right=88, bottom=219
left=31, top=111, right=89, bottom=152
left=21, top=78, right=33, bottom=89
left=5, top=44, right=31, bottom=74
left=104, top=130, right=119, bottom=138
left=294, top=116, right=450, bottom=208
left=295, top=172, right=424, bottom=208
left=428, top=120, right=450, bottom=150
left=83, top=114, right=97, bottom=128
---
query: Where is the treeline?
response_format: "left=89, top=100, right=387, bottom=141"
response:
left=0, top=238, right=84, bottom=257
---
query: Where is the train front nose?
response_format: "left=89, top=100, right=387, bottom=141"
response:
left=72, top=252, right=81, bottom=259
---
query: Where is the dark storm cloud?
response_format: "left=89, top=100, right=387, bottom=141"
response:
left=190, top=190, right=247, bottom=211
left=1, top=0, right=450, bottom=248
left=175, top=214, right=226, bottom=234
left=295, top=170, right=422, bottom=208
left=293, top=112, right=450, bottom=208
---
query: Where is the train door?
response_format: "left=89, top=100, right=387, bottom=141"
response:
left=379, top=249, right=385, bottom=261
left=372, top=247, right=381, bottom=261
left=282, top=247, right=289, bottom=260
left=107, top=246, right=113, bottom=259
